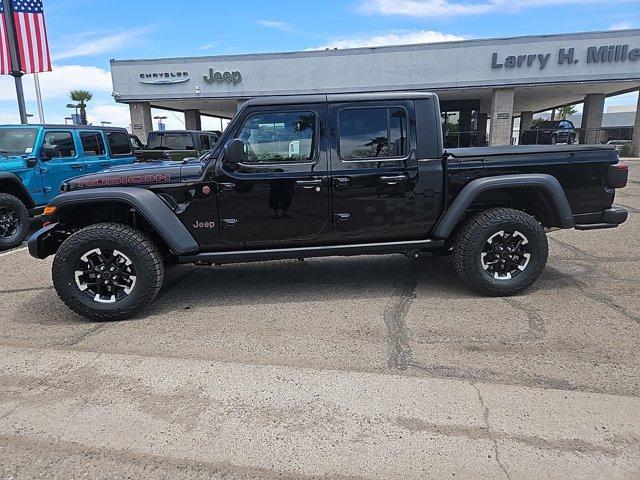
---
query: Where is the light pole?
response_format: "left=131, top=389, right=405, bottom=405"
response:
left=25, top=113, right=34, bottom=124
left=64, top=117, right=72, bottom=125
left=66, top=103, right=80, bottom=125
left=153, top=115, right=167, bottom=131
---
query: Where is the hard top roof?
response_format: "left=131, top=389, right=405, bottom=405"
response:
left=244, top=92, right=437, bottom=107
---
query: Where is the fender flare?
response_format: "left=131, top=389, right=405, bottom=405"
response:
left=432, top=174, right=575, bottom=239
left=49, top=187, right=199, bottom=255
left=0, top=172, right=35, bottom=208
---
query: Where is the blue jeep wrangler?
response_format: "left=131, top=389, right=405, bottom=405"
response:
left=0, top=125, right=136, bottom=250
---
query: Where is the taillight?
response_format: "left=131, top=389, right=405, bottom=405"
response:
left=608, top=163, right=628, bottom=188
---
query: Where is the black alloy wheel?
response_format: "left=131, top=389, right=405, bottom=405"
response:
left=74, top=248, right=137, bottom=304
left=0, top=205, right=19, bottom=239
left=480, top=229, right=531, bottom=280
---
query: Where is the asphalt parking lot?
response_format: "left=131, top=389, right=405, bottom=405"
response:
left=1, top=160, right=639, bottom=479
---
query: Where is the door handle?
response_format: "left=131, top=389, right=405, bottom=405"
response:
left=295, top=179, right=323, bottom=188
left=334, top=177, right=350, bottom=188
left=334, top=213, right=350, bottom=223
left=100, top=161, right=109, bottom=167
left=379, top=175, right=407, bottom=185
left=71, top=163, right=84, bottom=170
left=221, top=218, right=238, bottom=228
left=219, top=182, right=236, bottom=191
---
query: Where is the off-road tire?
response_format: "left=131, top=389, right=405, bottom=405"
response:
left=0, top=193, right=29, bottom=251
left=452, top=208, right=548, bottom=296
left=52, top=223, right=164, bottom=321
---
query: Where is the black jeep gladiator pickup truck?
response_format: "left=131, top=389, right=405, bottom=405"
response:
left=28, top=92, right=629, bottom=321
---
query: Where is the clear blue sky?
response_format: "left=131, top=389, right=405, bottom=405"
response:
left=0, top=0, right=638, bottom=128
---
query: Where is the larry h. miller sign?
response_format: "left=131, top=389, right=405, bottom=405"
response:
left=491, top=44, right=640, bottom=70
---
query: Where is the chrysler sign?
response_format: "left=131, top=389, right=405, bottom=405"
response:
left=492, top=44, right=640, bottom=69
left=139, top=71, right=190, bottom=84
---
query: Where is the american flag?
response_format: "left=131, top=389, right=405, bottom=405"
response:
left=0, top=1, right=11, bottom=75
left=11, top=0, right=51, bottom=73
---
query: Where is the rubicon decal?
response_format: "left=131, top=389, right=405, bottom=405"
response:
left=74, top=174, right=172, bottom=188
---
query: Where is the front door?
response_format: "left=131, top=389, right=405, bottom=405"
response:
left=329, top=101, right=420, bottom=241
left=216, top=105, right=330, bottom=247
left=40, top=130, right=85, bottom=200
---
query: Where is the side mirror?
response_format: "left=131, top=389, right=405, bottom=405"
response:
left=223, top=138, right=245, bottom=166
left=40, top=144, right=60, bottom=161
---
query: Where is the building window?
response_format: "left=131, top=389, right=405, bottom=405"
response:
left=237, top=111, right=316, bottom=163
left=80, top=132, right=106, bottom=156
left=106, top=132, right=132, bottom=155
left=338, top=107, right=408, bottom=160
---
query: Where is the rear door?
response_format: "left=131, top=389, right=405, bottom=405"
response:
left=105, top=130, right=136, bottom=166
left=329, top=100, right=420, bottom=240
left=40, top=129, right=85, bottom=200
left=216, top=104, right=330, bottom=247
left=79, top=130, right=110, bottom=173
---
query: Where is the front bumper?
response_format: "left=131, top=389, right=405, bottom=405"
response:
left=28, top=222, right=64, bottom=259
left=574, top=206, right=628, bottom=230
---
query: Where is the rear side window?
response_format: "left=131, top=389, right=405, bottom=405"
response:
left=107, top=132, right=132, bottom=155
left=80, top=132, right=106, bottom=156
left=43, top=131, right=75, bottom=157
left=147, top=133, right=194, bottom=150
left=200, top=134, right=211, bottom=150
left=338, top=107, right=408, bottom=160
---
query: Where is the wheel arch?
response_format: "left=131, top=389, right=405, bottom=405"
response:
left=433, top=174, right=574, bottom=239
left=48, top=188, right=199, bottom=256
left=0, top=172, right=35, bottom=209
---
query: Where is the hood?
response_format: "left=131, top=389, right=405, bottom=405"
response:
left=64, top=159, right=205, bottom=192
left=0, top=154, right=28, bottom=171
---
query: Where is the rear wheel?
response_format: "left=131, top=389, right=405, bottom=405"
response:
left=52, top=223, right=164, bottom=321
left=0, top=193, right=29, bottom=251
left=452, top=208, right=548, bottom=296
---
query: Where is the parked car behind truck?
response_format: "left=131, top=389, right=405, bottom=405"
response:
left=135, top=130, right=218, bottom=162
left=520, top=120, right=576, bottom=145
left=0, top=125, right=136, bottom=250
left=28, top=93, right=628, bottom=320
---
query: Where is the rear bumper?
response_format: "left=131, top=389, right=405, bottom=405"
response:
left=574, top=206, right=628, bottom=230
left=27, top=222, right=64, bottom=259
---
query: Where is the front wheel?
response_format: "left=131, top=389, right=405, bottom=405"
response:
left=52, top=223, right=164, bottom=321
left=0, top=193, right=29, bottom=251
left=452, top=208, right=548, bottom=296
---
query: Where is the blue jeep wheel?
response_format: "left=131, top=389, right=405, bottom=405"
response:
left=0, top=193, right=29, bottom=251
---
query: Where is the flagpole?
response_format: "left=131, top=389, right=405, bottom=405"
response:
left=2, top=0, right=27, bottom=124
left=33, top=73, right=45, bottom=123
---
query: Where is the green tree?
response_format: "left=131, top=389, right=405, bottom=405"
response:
left=557, top=105, right=577, bottom=120
left=69, top=90, right=93, bottom=125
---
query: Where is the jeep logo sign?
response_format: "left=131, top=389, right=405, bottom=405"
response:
left=203, top=68, right=242, bottom=85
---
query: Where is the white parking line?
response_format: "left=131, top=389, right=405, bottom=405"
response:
left=0, top=246, right=28, bottom=258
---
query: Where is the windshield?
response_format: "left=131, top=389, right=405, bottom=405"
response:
left=147, top=132, right=194, bottom=150
left=534, top=121, right=561, bottom=129
left=0, top=128, right=38, bottom=156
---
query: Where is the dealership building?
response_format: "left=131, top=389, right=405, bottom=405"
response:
left=110, top=29, right=640, bottom=155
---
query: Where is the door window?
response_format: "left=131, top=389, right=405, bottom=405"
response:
left=338, top=107, right=408, bottom=160
left=106, top=132, right=132, bottom=155
left=80, top=132, right=106, bottom=156
left=236, top=111, right=316, bottom=163
left=43, top=131, right=75, bottom=157
left=200, top=134, right=211, bottom=150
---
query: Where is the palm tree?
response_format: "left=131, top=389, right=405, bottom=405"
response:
left=557, top=105, right=577, bottom=120
left=69, top=90, right=93, bottom=125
